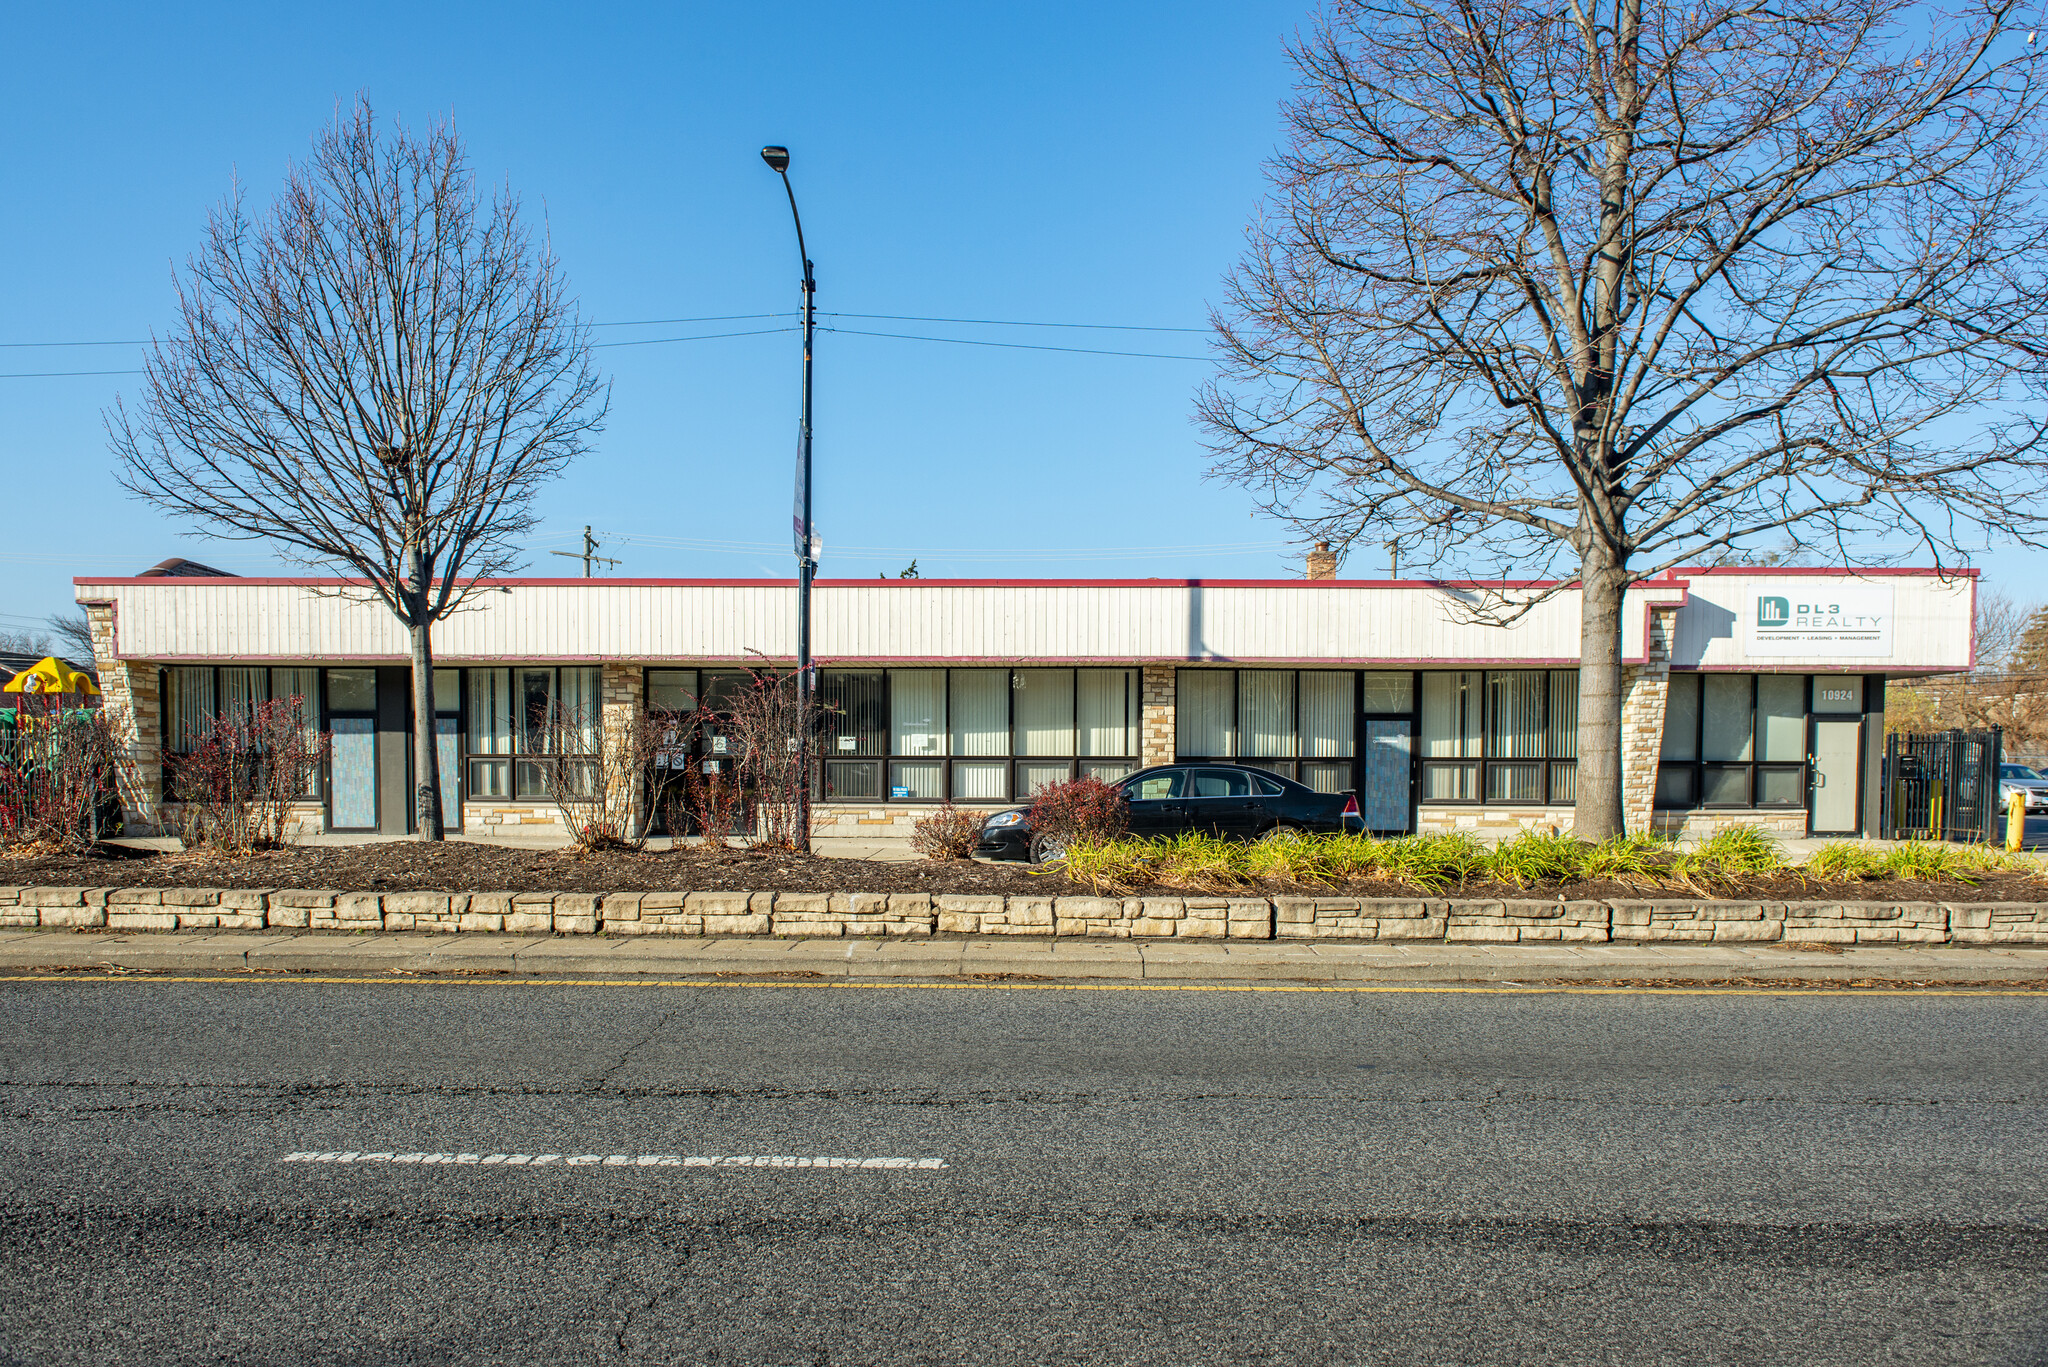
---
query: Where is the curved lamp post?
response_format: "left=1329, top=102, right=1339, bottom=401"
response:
left=761, top=144, right=816, bottom=852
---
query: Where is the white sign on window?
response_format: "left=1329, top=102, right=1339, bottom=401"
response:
left=1747, top=586, right=1893, bottom=658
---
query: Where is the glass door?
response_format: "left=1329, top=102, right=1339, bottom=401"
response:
left=326, top=668, right=379, bottom=832
left=1364, top=720, right=1413, bottom=833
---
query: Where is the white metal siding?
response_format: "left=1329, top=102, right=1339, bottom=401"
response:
left=99, top=576, right=1977, bottom=668
left=1671, top=572, right=1972, bottom=671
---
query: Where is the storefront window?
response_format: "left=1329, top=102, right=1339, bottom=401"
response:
left=824, top=668, right=1140, bottom=802
left=464, top=665, right=601, bottom=801
left=1657, top=673, right=1832, bottom=810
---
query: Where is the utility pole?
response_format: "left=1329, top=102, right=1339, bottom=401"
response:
left=762, top=144, right=817, bottom=854
left=549, top=525, right=621, bottom=577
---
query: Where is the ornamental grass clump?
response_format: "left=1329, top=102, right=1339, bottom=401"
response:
left=1056, top=838, right=1159, bottom=895
left=1805, top=841, right=1889, bottom=881
left=1483, top=831, right=1591, bottom=888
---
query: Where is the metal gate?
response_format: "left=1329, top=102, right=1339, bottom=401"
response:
left=1881, top=728, right=2003, bottom=843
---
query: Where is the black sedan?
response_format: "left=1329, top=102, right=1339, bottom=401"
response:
left=974, top=762, right=1363, bottom=863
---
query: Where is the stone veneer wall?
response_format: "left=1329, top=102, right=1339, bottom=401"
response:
left=83, top=602, right=162, bottom=833
left=1141, top=664, right=1175, bottom=767
left=1618, top=604, right=1678, bottom=836
left=8, top=884, right=2047, bottom=944
left=601, top=663, right=645, bottom=834
left=1417, top=806, right=1574, bottom=834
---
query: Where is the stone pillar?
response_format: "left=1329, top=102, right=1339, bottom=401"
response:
left=1140, top=664, right=1175, bottom=767
left=601, top=663, right=645, bottom=835
left=1618, top=605, right=1678, bottom=837
left=84, top=601, right=161, bottom=832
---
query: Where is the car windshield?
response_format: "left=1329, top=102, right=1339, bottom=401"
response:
left=2003, top=764, right=2046, bottom=781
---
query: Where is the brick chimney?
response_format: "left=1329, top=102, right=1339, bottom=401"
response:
left=1305, top=542, right=1337, bottom=580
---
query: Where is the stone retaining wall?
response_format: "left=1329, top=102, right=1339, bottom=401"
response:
left=5, top=886, right=2047, bottom=944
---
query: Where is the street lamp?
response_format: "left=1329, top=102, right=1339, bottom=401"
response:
left=761, top=144, right=816, bottom=853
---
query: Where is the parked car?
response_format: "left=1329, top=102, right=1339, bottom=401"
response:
left=975, top=762, right=1363, bottom=863
left=1999, top=763, right=2048, bottom=811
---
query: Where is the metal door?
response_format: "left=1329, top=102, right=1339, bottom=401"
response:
left=1811, top=719, right=1863, bottom=835
left=330, top=717, right=377, bottom=830
left=1364, top=720, right=1413, bottom=833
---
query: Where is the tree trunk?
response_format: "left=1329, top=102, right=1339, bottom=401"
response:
left=1573, top=549, right=1630, bottom=841
left=410, top=612, right=443, bottom=842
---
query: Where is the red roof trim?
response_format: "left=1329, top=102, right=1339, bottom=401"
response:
left=73, top=574, right=1694, bottom=591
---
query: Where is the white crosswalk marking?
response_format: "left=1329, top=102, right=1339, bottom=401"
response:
left=280, top=1151, right=947, bottom=1169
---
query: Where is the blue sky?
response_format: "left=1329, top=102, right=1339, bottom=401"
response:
left=2, top=0, right=2040, bottom=640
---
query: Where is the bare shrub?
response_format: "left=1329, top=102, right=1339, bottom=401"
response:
left=716, top=665, right=822, bottom=851
left=531, top=701, right=660, bottom=852
left=911, top=804, right=985, bottom=860
left=0, top=698, right=127, bottom=852
left=167, top=696, right=329, bottom=853
left=684, top=768, right=745, bottom=848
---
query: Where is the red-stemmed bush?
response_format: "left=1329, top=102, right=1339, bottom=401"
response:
left=1025, top=776, right=1130, bottom=845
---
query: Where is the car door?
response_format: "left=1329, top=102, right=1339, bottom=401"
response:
left=1123, top=768, right=1187, bottom=836
left=1185, top=768, right=1256, bottom=837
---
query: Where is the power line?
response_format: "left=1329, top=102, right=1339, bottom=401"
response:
left=1, top=310, right=1209, bottom=353
left=825, top=312, right=1208, bottom=334
left=819, top=326, right=1207, bottom=361
left=591, top=326, right=796, bottom=349
left=0, top=368, right=143, bottom=379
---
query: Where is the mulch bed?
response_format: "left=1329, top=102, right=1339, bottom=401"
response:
left=3, top=840, right=2046, bottom=902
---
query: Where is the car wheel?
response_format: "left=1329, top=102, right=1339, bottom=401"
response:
left=1257, top=824, right=1306, bottom=845
left=1029, top=831, right=1070, bottom=865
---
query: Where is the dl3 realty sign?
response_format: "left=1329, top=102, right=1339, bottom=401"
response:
left=1747, top=585, right=1893, bottom=658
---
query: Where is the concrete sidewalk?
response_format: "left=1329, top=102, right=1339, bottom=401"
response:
left=2, top=928, right=2046, bottom=984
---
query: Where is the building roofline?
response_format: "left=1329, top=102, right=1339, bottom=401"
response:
left=72, top=565, right=1969, bottom=591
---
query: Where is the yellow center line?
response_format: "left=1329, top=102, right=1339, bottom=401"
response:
left=0, top=975, right=2043, bottom=998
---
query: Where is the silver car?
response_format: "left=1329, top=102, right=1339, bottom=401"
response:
left=2000, top=763, right=2048, bottom=810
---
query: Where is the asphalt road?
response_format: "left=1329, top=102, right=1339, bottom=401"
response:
left=1, top=978, right=2046, bottom=1365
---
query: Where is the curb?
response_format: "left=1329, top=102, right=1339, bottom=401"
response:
left=3, top=929, right=2047, bottom=984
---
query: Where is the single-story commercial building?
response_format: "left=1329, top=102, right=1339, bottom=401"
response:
left=75, top=565, right=1972, bottom=840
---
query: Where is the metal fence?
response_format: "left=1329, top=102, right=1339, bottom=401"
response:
left=1881, top=728, right=2003, bottom=843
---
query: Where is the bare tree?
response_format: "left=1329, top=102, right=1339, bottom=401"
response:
left=110, top=99, right=607, bottom=840
left=1203, top=0, right=2048, bottom=837
left=43, top=612, right=95, bottom=667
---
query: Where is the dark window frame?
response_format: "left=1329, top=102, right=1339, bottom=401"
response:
left=462, top=665, right=602, bottom=803
left=1416, top=668, right=1581, bottom=807
left=1654, top=673, right=1816, bottom=812
left=1173, top=667, right=1383, bottom=797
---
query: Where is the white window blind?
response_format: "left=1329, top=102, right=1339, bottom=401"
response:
left=890, top=670, right=946, bottom=756
left=1013, top=669, right=1074, bottom=756
left=1177, top=670, right=1234, bottom=756
left=558, top=667, right=603, bottom=752
left=1077, top=669, right=1134, bottom=757
left=164, top=666, right=214, bottom=753
left=1486, top=672, right=1545, bottom=758
left=948, top=669, right=1008, bottom=756
left=223, top=667, right=267, bottom=722
left=1300, top=671, right=1354, bottom=758
left=1547, top=672, right=1578, bottom=760
left=468, top=669, right=513, bottom=755
left=1421, top=672, right=1482, bottom=758
left=1238, top=671, right=1296, bottom=757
